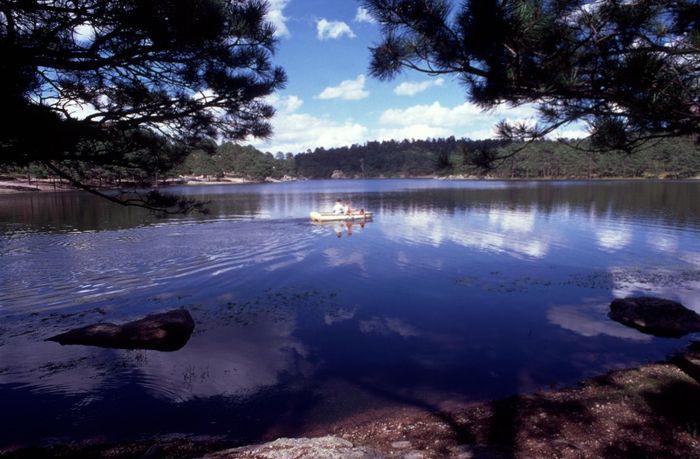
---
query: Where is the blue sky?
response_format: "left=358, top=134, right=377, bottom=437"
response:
left=247, top=1, right=587, bottom=154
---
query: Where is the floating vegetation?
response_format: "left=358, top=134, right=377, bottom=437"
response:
left=455, top=269, right=700, bottom=294
left=454, top=275, right=553, bottom=293
left=38, top=357, right=89, bottom=374
left=563, top=269, right=700, bottom=290
left=201, top=287, right=349, bottom=328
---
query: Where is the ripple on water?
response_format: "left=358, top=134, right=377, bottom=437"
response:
left=0, top=219, right=317, bottom=315
left=2, top=180, right=700, bottom=447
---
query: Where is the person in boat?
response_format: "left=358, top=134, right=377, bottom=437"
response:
left=344, top=200, right=354, bottom=215
left=332, top=199, right=345, bottom=215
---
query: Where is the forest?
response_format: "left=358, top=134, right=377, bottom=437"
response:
left=4, top=136, right=698, bottom=186
left=292, top=136, right=700, bottom=179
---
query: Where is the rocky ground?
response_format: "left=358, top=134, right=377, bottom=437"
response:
left=0, top=179, right=73, bottom=193
left=4, top=343, right=699, bottom=459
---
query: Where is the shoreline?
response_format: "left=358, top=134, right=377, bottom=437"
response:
left=1, top=175, right=699, bottom=195
left=4, top=344, right=698, bottom=458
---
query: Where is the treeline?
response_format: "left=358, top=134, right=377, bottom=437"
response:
left=0, top=142, right=296, bottom=186
left=172, top=142, right=295, bottom=180
left=291, top=136, right=700, bottom=179
left=3, top=136, right=699, bottom=185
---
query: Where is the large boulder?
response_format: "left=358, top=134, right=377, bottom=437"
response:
left=609, top=297, right=700, bottom=337
left=46, top=309, right=195, bottom=351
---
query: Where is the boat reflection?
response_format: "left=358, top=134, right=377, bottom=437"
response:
left=313, top=219, right=371, bottom=238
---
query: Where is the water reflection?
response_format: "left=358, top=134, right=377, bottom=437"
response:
left=312, top=220, right=370, bottom=238
left=358, top=317, right=421, bottom=338
left=1, top=179, right=700, bottom=447
left=2, top=180, right=699, bottom=235
left=596, top=225, right=632, bottom=252
left=133, top=317, right=308, bottom=401
left=382, top=207, right=552, bottom=259
left=607, top=267, right=700, bottom=312
left=547, top=302, right=652, bottom=341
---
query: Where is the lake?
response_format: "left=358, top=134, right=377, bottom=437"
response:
left=1, top=179, right=699, bottom=448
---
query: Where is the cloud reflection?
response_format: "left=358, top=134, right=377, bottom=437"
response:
left=488, top=208, right=535, bottom=232
left=382, top=207, right=551, bottom=259
left=136, top=318, right=308, bottom=400
left=359, top=317, right=421, bottom=338
left=647, top=233, right=678, bottom=254
left=324, top=307, right=357, bottom=325
left=0, top=339, right=108, bottom=395
left=608, top=267, right=700, bottom=313
left=596, top=227, right=632, bottom=252
left=0, top=309, right=310, bottom=403
left=547, top=303, right=651, bottom=341
left=323, top=247, right=367, bottom=271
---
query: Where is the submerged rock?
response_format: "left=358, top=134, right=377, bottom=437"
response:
left=46, top=309, right=195, bottom=351
left=201, top=436, right=383, bottom=459
left=609, top=297, right=700, bottom=337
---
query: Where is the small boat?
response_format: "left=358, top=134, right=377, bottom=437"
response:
left=310, top=211, right=373, bottom=222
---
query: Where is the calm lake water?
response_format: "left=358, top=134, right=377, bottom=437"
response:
left=1, top=179, right=700, bottom=448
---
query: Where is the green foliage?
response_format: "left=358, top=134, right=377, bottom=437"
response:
left=295, top=138, right=460, bottom=178
left=175, top=143, right=292, bottom=180
left=4, top=135, right=699, bottom=183
left=291, top=136, right=700, bottom=179
left=364, top=0, right=700, bottom=151
left=1, top=0, right=286, bottom=211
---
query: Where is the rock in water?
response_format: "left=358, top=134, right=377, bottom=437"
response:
left=609, top=297, right=700, bottom=337
left=46, top=309, right=195, bottom=351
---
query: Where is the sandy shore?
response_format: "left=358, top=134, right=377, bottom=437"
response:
left=3, top=343, right=698, bottom=458
left=0, top=176, right=295, bottom=194
left=2, top=175, right=697, bottom=196
left=0, top=178, right=85, bottom=194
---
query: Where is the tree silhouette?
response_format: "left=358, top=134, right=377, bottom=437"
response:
left=1, top=0, right=285, bottom=211
left=363, top=0, right=699, bottom=157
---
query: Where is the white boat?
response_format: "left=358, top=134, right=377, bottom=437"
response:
left=310, top=211, right=373, bottom=222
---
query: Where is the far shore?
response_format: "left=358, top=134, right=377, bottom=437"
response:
left=1, top=174, right=699, bottom=196
left=4, top=344, right=698, bottom=458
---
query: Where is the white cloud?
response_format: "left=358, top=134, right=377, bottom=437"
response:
left=374, top=125, right=454, bottom=142
left=379, top=101, right=535, bottom=127
left=72, top=23, right=95, bottom=46
left=267, top=93, right=302, bottom=113
left=553, top=126, right=591, bottom=139
left=247, top=94, right=369, bottom=153
left=248, top=97, right=586, bottom=153
left=394, top=78, right=445, bottom=96
left=317, top=18, right=356, bottom=40
left=376, top=100, right=586, bottom=141
left=317, top=75, right=369, bottom=100
left=354, top=7, right=377, bottom=24
left=375, top=101, right=514, bottom=140
left=267, top=0, right=290, bottom=38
